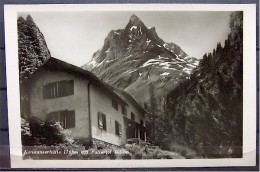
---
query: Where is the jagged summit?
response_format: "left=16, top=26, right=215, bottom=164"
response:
left=125, top=14, right=146, bottom=30
left=130, top=14, right=141, bottom=22
left=129, top=14, right=142, bottom=23
left=82, top=14, right=199, bottom=104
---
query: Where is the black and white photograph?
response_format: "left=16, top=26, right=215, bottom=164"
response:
left=4, top=4, right=257, bottom=168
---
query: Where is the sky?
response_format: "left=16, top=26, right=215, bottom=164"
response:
left=19, top=11, right=231, bottom=67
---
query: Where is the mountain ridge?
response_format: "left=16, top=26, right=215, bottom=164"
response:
left=82, top=14, right=199, bottom=104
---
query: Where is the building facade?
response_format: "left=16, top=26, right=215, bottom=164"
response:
left=21, top=57, right=146, bottom=146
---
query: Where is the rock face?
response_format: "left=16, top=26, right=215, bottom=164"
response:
left=166, top=12, right=243, bottom=158
left=82, top=15, right=199, bottom=104
left=18, top=15, right=51, bottom=80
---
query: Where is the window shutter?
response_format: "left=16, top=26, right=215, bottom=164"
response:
left=66, top=80, right=74, bottom=95
left=46, top=111, right=59, bottom=122
left=50, top=83, right=55, bottom=98
left=115, top=121, right=119, bottom=135
left=54, top=82, right=58, bottom=98
left=102, top=114, right=107, bottom=130
left=131, top=112, right=135, bottom=121
left=115, top=121, right=122, bottom=136
left=119, top=123, right=122, bottom=136
left=42, top=80, right=74, bottom=99
left=66, top=110, right=75, bottom=128
left=112, top=99, right=118, bottom=110
left=122, top=106, right=127, bottom=116
left=60, top=111, right=67, bottom=128
left=47, top=84, right=52, bottom=98
left=58, top=80, right=67, bottom=97
left=98, top=112, right=103, bottom=129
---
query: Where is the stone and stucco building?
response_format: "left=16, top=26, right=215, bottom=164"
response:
left=21, top=57, right=146, bottom=146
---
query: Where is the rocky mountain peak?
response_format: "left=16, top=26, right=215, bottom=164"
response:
left=125, top=14, right=146, bottom=31
left=129, top=14, right=142, bottom=25
left=82, top=14, right=199, bottom=104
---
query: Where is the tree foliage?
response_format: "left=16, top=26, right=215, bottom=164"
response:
left=18, top=15, right=51, bottom=80
left=164, top=12, right=243, bottom=158
left=21, top=116, right=77, bottom=147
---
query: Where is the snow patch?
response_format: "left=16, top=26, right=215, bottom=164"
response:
left=114, top=31, right=120, bottom=35
left=186, top=63, right=196, bottom=68
left=141, top=59, right=161, bottom=67
left=105, top=59, right=117, bottom=63
left=193, top=60, right=199, bottom=66
left=124, top=54, right=132, bottom=58
left=176, top=57, right=186, bottom=62
left=183, top=67, right=192, bottom=74
left=158, top=55, right=167, bottom=59
left=159, top=62, right=171, bottom=67
left=88, top=59, right=99, bottom=67
left=162, top=67, right=178, bottom=71
left=125, top=69, right=136, bottom=74
left=130, top=26, right=137, bottom=31
left=170, top=68, right=178, bottom=71
left=161, top=72, right=170, bottom=76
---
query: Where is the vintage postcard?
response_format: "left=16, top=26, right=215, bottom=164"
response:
left=4, top=3, right=257, bottom=168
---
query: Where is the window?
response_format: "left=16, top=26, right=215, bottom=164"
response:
left=131, top=112, right=135, bottom=121
left=122, top=106, right=127, bottom=116
left=112, top=99, right=118, bottom=110
left=115, top=120, right=122, bottom=136
left=98, top=112, right=107, bottom=130
left=140, top=120, right=144, bottom=126
left=43, top=80, right=74, bottom=99
left=46, top=110, right=75, bottom=129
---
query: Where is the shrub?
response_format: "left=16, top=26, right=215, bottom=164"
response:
left=21, top=116, right=79, bottom=147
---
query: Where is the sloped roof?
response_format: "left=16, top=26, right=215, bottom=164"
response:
left=27, top=57, right=127, bottom=105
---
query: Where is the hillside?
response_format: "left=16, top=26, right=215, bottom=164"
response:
left=165, top=12, right=243, bottom=158
left=82, top=15, right=199, bottom=104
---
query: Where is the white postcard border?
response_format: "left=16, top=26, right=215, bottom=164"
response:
left=4, top=4, right=256, bottom=168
